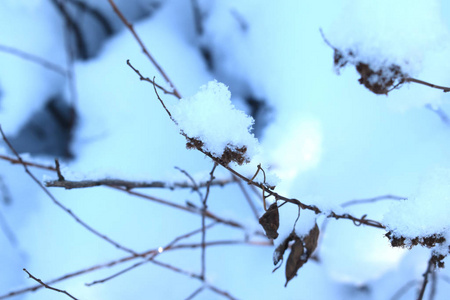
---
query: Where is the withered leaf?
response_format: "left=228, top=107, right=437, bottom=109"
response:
left=273, top=233, right=293, bottom=266
left=283, top=223, right=320, bottom=287
left=259, top=202, right=279, bottom=239
left=285, top=235, right=304, bottom=287
left=303, top=223, right=319, bottom=257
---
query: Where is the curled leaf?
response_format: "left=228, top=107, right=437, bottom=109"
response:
left=273, top=233, right=293, bottom=266
left=285, top=235, right=304, bottom=287
left=303, top=223, right=319, bottom=257
left=272, top=223, right=320, bottom=287
left=259, top=202, right=279, bottom=239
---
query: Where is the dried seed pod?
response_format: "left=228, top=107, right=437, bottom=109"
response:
left=259, top=202, right=279, bottom=239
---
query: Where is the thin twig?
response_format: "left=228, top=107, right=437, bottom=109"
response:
left=417, top=255, right=437, bottom=300
left=405, top=78, right=450, bottom=93
left=0, top=125, right=137, bottom=255
left=0, top=239, right=269, bottom=299
left=207, top=285, right=238, bottom=300
left=54, top=159, right=65, bottom=181
left=429, top=267, right=437, bottom=300
left=174, top=166, right=204, bottom=201
left=46, top=177, right=233, bottom=190
left=185, top=286, right=205, bottom=300
left=201, top=162, right=218, bottom=281
left=152, top=77, right=177, bottom=123
left=234, top=176, right=259, bottom=221
left=86, top=222, right=217, bottom=286
left=107, top=0, right=181, bottom=98
left=23, top=269, right=78, bottom=300
left=0, top=154, right=57, bottom=171
left=0, top=44, right=66, bottom=75
left=107, top=185, right=255, bottom=232
left=341, top=194, right=406, bottom=207
left=127, top=59, right=176, bottom=95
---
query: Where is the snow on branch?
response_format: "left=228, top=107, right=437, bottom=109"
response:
left=171, top=81, right=260, bottom=166
left=320, top=29, right=450, bottom=95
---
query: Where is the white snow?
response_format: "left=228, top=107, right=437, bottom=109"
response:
left=384, top=168, right=450, bottom=240
left=170, top=80, right=260, bottom=164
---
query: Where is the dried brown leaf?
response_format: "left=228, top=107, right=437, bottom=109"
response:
left=285, top=236, right=304, bottom=287
left=303, top=223, right=319, bottom=257
left=273, top=233, right=292, bottom=266
left=259, top=202, right=279, bottom=239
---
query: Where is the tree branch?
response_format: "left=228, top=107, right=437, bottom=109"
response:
left=23, top=269, right=78, bottom=300
left=45, top=177, right=233, bottom=190
left=107, top=0, right=181, bottom=98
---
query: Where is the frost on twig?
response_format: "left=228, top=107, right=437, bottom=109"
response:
left=171, top=81, right=260, bottom=166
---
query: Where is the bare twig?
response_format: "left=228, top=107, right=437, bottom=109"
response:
left=23, top=269, right=78, bottom=300
left=201, top=162, right=218, bottom=280
left=0, top=239, right=269, bottom=299
left=0, top=125, right=137, bottom=255
left=127, top=59, right=177, bottom=96
left=54, top=159, right=65, bottom=181
left=107, top=185, right=255, bottom=232
left=45, top=177, right=233, bottom=190
left=152, top=77, right=177, bottom=122
left=0, top=154, right=57, bottom=172
left=107, top=0, right=181, bottom=98
left=185, top=286, right=205, bottom=300
left=429, top=267, right=437, bottom=300
left=235, top=176, right=259, bottom=221
left=87, top=258, right=203, bottom=286
left=207, top=285, right=238, bottom=300
left=86, top=222, right=217, bottom=286
left=341, top=194, right=406, bottom=207
left=174, top=166, right=204, bottom=201
left=404, top=78, right=450, bottom=93
left=417, top=255, right=437, bottom=300
left=0, top=44, right=66, bottom=75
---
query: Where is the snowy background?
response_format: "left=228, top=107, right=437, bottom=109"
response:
left=1, top=0, right=450, bottom=299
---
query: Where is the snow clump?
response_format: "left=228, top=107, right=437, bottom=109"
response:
left=170, top=80, right=260, bottom=165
